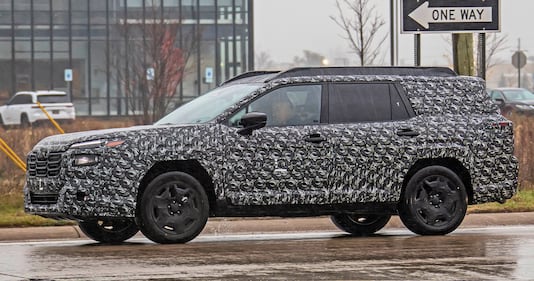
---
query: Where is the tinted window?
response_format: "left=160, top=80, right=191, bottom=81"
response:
left=9, top=94, right=33, bottom=105
left=490, top=91, right=504, bottom=100
left=390, top=85, right=410, bottom=120
left=38, top=94, right=70, bottom=103
left=229, top=84, right=322, bottom=127
left=329, top=83, right=410, bottom=123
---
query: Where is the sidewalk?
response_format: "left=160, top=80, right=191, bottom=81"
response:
left=1, top=212, right=533, bottom=242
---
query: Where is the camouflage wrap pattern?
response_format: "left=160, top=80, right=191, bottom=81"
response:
left=24, top=75, right=518, bottom=219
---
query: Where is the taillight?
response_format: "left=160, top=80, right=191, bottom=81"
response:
left=493, top=121, right=513, bottom=127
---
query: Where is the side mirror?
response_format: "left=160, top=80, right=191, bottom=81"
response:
left=494, top=98, right=505, bottom=107
left=237, top=112, right=267, bottom=135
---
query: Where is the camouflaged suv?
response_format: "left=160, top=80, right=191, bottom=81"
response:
left=24, top=67, right=518, bottom=244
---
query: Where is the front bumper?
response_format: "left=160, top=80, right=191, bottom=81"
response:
left=24, top=148, right=139, bottom=220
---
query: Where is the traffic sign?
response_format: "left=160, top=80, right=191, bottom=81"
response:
left=402, top=0, right=500, bottom=33
left=205, top=67, right=214, bottom=84
left=64, top=69, right=73, bottom=82
left=512, top=51, right=527, bottom=69
left=146, top=67, right=155, bottom=81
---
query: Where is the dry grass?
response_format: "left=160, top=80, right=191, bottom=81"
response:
left=509, top=114, right=534, bottom=187
left=0, top=117, right=137, bottom=194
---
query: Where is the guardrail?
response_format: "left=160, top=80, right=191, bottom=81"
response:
left=36, top=102, right=65, bottom=134
left=0, top=137, right=26, bottom=172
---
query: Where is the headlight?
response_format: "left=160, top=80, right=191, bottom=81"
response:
left=70, top=139, right=125, bottom=149
left=70, top=140, right=105, bottom=149
left=73, top=154, right=99, bottom=166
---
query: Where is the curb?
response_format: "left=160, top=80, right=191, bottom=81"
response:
left=1, top=212, right=533, bottom=242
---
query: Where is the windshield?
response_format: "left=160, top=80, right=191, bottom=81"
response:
left=502, top=89, right=534, bottom=101
left=155, top=84, right=260, bottom=125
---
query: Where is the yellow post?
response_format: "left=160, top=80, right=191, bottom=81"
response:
left=36, top=102, right=65, bottom=134
left=0, top=137, right=26, bottom=171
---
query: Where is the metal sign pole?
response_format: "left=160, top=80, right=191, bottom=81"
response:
left=518, top=38, right=521, bottom=88
left=478, top=33, right=486, bottom=80
left=414, top=34, right=421, bottom=66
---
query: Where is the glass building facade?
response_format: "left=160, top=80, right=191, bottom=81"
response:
left=0, top=0, right=253, bottom=116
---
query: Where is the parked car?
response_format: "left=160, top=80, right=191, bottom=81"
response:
left=0, top=90, right=75, bottom=126
left=24, top=67, right=518, bottom=244
left=488, top=88, right=534, bottom=116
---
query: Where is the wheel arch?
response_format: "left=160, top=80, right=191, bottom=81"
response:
left=136, top=160, right=217, bottom=215
left=403, top=158, right=473, bottom=204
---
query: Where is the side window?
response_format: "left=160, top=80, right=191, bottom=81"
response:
left=329, top=83, right=391, bottom=123
left=229, top=84, right=322, bottom=127
left=329, top=83, right=411, bottom=123
left=8, top=95, right=33, bottom=105
left=490, top=91, right=504, bottom=100
left=390, top=85, right=410, bottom=120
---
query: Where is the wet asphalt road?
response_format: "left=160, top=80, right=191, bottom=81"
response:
left=0, top=226, right=533, bottom=281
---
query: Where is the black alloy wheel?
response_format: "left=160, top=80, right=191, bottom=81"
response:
left=331, top=214, right=391, bottom=236
left=399, top=166, right=467, bottom=235
left=78, top=219, right=139, bottom=244
left=137, top=171, right=209, bottom=244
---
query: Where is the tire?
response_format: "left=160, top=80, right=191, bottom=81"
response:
left=20, top=114, right=31, bottom=128
left=398, top=166, right=467, bottom=235
left=331, top=214, right=391, bottom=236
left=0, top=114, right=5, bottom=130
left=78, top=219, right=139, bottom=243
left=137, top=171, right=209, bottom=244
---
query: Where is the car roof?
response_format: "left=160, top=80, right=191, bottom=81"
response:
left=15, top=90, right=67, bottom=96
left=222, top=67, right=457, bottom=86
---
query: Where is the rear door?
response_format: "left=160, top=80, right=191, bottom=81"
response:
left=326, top=82, right=419, bottom=204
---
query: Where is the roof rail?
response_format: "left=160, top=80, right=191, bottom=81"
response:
left=221, top=70, right=280, bottom=85
left=268, top=67, right=457, bottom=81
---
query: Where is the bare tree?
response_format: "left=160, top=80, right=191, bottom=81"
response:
left=442, top=33, right=508, bottom=73
left=485, top=33, right=508, bottom=71
left=255, top=51, right=275, bottom=70
left=330, top=0, right=387, bottom=66
left=292, top=50, right=326, bottom=67
left=111, top=1, right=200, bottom=124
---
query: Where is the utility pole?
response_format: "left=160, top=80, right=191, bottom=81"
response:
left=453, top=33, right=475, bottom=76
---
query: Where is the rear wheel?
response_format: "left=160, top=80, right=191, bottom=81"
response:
left=331, top=214, right=391, bottom=236
left=78, top=219, right=139, bottom=243
left=398, top=166, right=467, bottom=235
left=137, top=171, right=209, bottom=244
left=20, top=114, right=31, bottom=128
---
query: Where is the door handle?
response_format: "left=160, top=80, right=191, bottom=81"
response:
left=304, top=133, right=326, bottom=143
left=396, top=128, right=419, bottom=137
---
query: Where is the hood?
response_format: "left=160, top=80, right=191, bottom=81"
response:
left=33, top=123, right=208, bottom=151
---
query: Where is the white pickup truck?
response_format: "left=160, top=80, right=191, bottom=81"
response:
left=0, top=91, right=75, bottom=126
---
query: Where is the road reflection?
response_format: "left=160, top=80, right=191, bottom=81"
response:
left=0, top=227, right=532, bottom=280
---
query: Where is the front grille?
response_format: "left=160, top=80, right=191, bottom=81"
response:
left=27, top=152, right=63, bottom=177
left=30, top=192, right=59, bottom=205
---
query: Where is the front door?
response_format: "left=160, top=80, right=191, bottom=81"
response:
left=223, top=84, right=333, bottom=206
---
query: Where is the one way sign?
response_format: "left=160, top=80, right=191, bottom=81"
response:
left=402, top=0, right=500, bottom=33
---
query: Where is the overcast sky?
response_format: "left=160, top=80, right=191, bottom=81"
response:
left=254, top=0, right=534, bottom=67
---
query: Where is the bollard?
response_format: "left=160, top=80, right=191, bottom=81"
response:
left=0, top=137, right=26, bottom=172
left=36, top=102, right=65, bottom=134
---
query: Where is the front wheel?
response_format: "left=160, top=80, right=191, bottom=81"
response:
left=398, top=166, right=467, bottom=235
left=78, top=219, right=139, bottom=243
left=331, top=214, right=391, bottom=236
left=137, top=171, right=209, bottom=244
